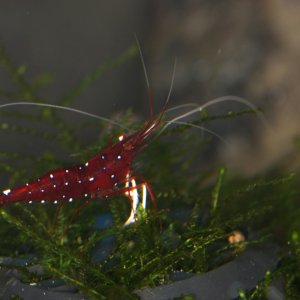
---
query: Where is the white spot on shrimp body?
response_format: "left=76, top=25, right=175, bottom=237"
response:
left=78, top=180, right=82, bottom=184
left=65, top=169, right=69, bottom=173
left=41, top=200, right=45, bottom=204
left=54, top=200, right=58, bottom=204
left=84, top=193, right=88, bottom=197
left=65, top=182, right=69, bottom=186
left=50, top=174, right=54, bottom=179
left=53, top=184, right=57, bottom=188
left=29, top=200, right=33, bottom=204
left=3, top=189, right=11, bottom=195
left=69, top=198, right=73, bottom=202
left=101, top=155, right=105, bottom=160
left=85, top=162, right=89, bottom=167
left=110, top=174, right=115, bottom=179
left=89, top=177, right=95, bottom=182
left=117, top=155, right=122, bottom=160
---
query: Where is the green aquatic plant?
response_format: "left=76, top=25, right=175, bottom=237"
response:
left=0, top=40, right=300, bottom=299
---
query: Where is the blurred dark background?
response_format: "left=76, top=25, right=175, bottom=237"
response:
left=0, top=0, right=300, bottom=175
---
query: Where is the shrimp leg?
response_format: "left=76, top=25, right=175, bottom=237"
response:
left=123, top=174, right=148, bottom=226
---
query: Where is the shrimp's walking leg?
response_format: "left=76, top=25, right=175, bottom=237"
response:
left=123, top=174, right=147, bottom=226
left=142, top=183, right=147, bottom=209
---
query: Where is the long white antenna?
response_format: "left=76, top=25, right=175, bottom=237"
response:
left=134, top=35, right=150, bottom=90
left=170, top=120, right=229, bottom=146
left=159, top=95, right=271, bottom=136
left=134, top=34, right=154, bottom=118
left=165, top=103, right=199, bottom=114
left=0, top=102, right=129, bottom=130
left=165, top=58, right=177, bottom=107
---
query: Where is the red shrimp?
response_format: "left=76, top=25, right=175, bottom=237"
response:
left=0, top=93, right=269, bottom=226
left=0, top=40, right=171, bottom=225
left=0, top=105, right=166, bottom=224
left=0, top=96, right=262, bottom=224
left=0, top=93, right=269, bottom=221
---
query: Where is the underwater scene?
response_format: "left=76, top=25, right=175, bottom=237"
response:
left=0, top=2, right=299, bottom=299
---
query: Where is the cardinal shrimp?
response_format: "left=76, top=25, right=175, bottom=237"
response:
left=0, top=94, right=266, bottom=226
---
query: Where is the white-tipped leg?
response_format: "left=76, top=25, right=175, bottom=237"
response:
left=142, top=183, right=147, bottom=209
left=123, top=208, right=136, bottom=226
left=124, top=176, right=138, bottom=226
left=130, top=178, right=139, bottom=212
left=123, top=175, right=148, bottom=226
